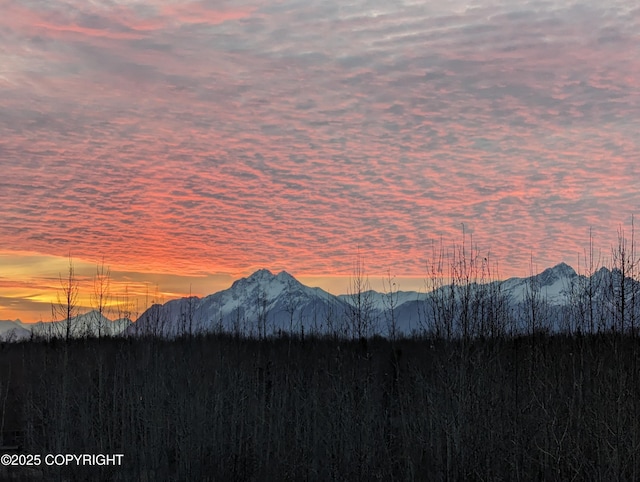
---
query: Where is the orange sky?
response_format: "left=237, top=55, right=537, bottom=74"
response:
left=1, top=0, right=639, bottom=322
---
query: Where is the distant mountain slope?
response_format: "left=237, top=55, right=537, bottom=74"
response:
left=30, top=311, right=132, bottom=339
left=131, top=269, right=351, bottom=337
left=501, top=262, right=577, bottom=305
left=0, top=320, right=31, bottom=341
left=131, top=263, right=603, bottom=338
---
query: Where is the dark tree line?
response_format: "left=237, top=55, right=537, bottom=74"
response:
left=1, top=332, right=640, bottom=481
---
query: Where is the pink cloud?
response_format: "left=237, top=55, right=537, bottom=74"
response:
left=160, top=2, right=257, bottom=25
left=0, top=0, right=639, bottom=323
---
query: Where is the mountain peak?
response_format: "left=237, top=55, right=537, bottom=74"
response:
left=229, top=269, right=299, bottom=292
left=246, top=269, right=276, bottom=282
left=535, top=262, right=576, bottom=288
left=551, top=262, right=576, bottom=277
left=276, top=270, right=296, bottom=281
left=243, top=269, right=300, bottom=286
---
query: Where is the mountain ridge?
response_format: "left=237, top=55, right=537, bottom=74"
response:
left=0, top=310, right=133, bottom=341
left=131, top=262, right=606, bottom=337
left=5, top=262, right=636, bottom=340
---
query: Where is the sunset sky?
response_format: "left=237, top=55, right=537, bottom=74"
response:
left=1, top=0, right=639, bottom=322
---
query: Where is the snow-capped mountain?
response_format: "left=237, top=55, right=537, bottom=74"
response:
left=501, top=262, right=577, bottom=305
left=0, top=319, right=31, bottom=341
left=30, top=311, right=132, bottom=339
left=129, top=263, right=640, bottom=338
left=337, top=290, right=423, bottom=313
left=131, top=269, right=350, bottom=337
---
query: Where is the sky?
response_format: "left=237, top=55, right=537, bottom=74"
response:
left=1, top=0, right=639, bottom=322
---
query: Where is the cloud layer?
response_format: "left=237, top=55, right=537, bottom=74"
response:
left=1, top=0, right=639, bottom=319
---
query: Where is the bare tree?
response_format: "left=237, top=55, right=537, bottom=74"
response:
left=382, top=269, right=399, bottom=341
left=476, top=255, right=510, bottom=338
left=608, top=220, right=639, bottom=335
left=346, top=252, right=375, bottom=339
left=180, top=285, right=199, bottom=338
left=284, top=293, right=302, bottom=335
left=114, top=284, right=138, bottom=338
left=451, top=225, right=476, bottom=340
left=423, top=230, right=496, bottom=340
left=256, top=289, right=269, bottom=339
left=520, top=256, right=550, bottom=337
left=322, top=298, right=340, bottom=339
left=51, top=254, right=80, bottom=341
left=91, top=257, right=111, bottom=338
left=423, top=237, right=452, bottom=339
left=568, top=228, right=603, bottom=334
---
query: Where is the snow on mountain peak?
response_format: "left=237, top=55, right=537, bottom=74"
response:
left=537, top=262, right=577, bottom=286
left=551, top=262, right=576, bottom=278
left=276, top=270, right=296, bottom=282
left=247, top=268, right=276, bottom=282
left=231, top=269, right=302, bottom=293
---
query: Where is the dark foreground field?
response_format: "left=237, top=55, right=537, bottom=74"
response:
left=1, top=333, right=640, bottom=481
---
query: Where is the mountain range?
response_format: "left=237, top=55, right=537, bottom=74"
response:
left=131, top=262, right=637, bottom=337
left=3, top=262, right=637, bottom=340
left=0, top=311, right=132, bottom=341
